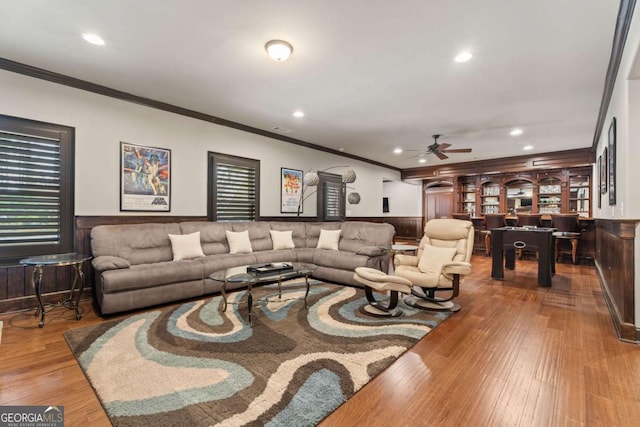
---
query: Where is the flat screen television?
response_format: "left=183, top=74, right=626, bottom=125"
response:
left=382, top=197, right=389, bottom=213
left=520, top=198, right=532, bottom=207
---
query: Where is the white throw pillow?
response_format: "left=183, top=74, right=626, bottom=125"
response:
left=168, top=231, right=205, bottom=261
left=226, top=230, right=253, bottom=254
left=270, top=230, right=295, bottom=250
left=417, top=244, right=457, bottom=273
left=316, top=229, right=341, bottom=250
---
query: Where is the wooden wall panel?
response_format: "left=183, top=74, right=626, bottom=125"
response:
left=595, top=219, right=638, bottom=342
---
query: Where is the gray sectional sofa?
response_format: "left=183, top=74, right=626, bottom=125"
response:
left=90, top=220, right=395, bottom=315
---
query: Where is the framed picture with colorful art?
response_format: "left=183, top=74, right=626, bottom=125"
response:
left=120, top=142, right=171, bottom=211
left=281, top=168, right=303, bottom=213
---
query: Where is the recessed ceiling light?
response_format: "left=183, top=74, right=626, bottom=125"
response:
left=292, top=110, right=304, bottom=118
left=82, top=33, right=105, bottom=46
left=454, top=51, right=473, bottom=63
left=265, top=39, right=293, bottom=62
left=393, top=148, right=402, bottom=154
left=523, top=145, right=534, bottom=151
left=338, top=148, right=345, bottom=152
left=419, top=158, right=427, bottom=164
left=510, top=128, right=524, bottom=136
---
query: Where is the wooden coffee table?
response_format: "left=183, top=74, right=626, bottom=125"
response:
left=209, top=262, right=316, bottom=324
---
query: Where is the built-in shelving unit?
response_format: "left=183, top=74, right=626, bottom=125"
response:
left=481, top=182, right=501, bottom=214
left=453, top=167, right=592, bottom=217
left=569, top=175, right=590, bottom=217
left=538, top=177, right=562, bottom=214
left=461, top=182, right=476, bottom=215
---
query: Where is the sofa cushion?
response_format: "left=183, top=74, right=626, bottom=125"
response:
left=270, top=230, right=295, bottom=250
left=232, top=222, right=273, bottom=251
left=304, top=222, right=342, bottom=248
left=226, top=230, right=253, bottom=254
left=269, top=222, right=307, bottom=249
left=418, top=244, right=457, bottom=274
left=180, top=221, right=232, bottom=255
left=91, top=223, right=180, bottom=265
left=100, top=259, right=205, bottom=293
left=339, top=221, right=395, bottom=252
left=313, top=249, right=370, bottom=271
left=316, top=229, right=341, bottom=250
left=92, top=256, right=131, bottom=271
left=169, top=231, right=205, bottom=260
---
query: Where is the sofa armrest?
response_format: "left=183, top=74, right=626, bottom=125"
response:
left=394, top=254, right=418, bottom=267
left=92, top=255, right=131, bottom=272
left=355, top=246, right=387, bottom=257
left=442, top=261, right=472, bottom=276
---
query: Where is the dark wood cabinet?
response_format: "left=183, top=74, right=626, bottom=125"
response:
left=451, top=167, right=592, bottom=218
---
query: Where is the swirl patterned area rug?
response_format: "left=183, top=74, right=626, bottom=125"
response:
left=64, top=280, right=450, bottom=426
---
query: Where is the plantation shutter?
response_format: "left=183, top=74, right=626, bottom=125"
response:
left=209, top=153, right=260, bottom=222
left=318, top=172, right=345, bottom=221
left=0, top=115, right=74, bottom=260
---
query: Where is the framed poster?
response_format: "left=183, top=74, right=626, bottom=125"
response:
left=600, top=147, right=607, bottom=196
left=608, top=117, right=616, bottom=205
left=281, top=168, right=303, bottom=213
left=120, top=142, right=171, bottom=211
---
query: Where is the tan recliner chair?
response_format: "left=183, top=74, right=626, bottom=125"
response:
left=394, top=218, right=474, bottom=312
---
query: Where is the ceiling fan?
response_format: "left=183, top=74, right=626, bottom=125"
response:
left=410, top=134, right=473, bottom=160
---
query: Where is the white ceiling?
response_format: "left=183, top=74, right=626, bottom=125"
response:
left=0, top=0, right=620, bottom=169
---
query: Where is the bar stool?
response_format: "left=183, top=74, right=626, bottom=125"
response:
left=481, top=214, right=507, bottom=256
left=452, top=213, right=471, bottom=221
left=551, top=214, right=581, bottom=264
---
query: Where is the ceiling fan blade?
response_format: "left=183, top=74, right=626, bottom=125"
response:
left=437, top=143, right=452, bottom=151
left=436, top=152, right=448, bottom=160
left=441, top=148, right=472, bottom=153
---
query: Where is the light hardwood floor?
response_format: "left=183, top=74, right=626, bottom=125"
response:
left=0, top=256, right=638, bottom=426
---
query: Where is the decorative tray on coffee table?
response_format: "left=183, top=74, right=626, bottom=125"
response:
left=246, top=262, right=294, bottom=275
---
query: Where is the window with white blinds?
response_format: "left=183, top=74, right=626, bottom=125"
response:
left=208, top=152, right=260, bottom=222
left=0, top=115, right=74, bottom=260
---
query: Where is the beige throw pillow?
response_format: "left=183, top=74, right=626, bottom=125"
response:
left=226, top=230, right=253, bottom=254
left=270, top=230, right=295, bottom=250
left=168, top=231, right=205, bottom=261
left=316, top=229, right=341, bottom=250
left=418, top=244, right=457, bottom=273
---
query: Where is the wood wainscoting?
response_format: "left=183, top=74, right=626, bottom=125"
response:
left=595, top=218, right=639, bottom=342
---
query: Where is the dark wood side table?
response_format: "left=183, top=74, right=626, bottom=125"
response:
left=20, top=253, right=91, bottom=327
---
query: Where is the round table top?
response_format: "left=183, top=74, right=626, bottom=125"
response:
left=20, top=253, right=91, bottom=267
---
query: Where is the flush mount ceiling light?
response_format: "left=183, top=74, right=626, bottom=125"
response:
left=454, top=51, right=473, bottom=63
left=82, top=33, right=105, bottom=45
left=265, top=40, right=293, bottom=62
left=510, top=128, right=524, bottom=136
